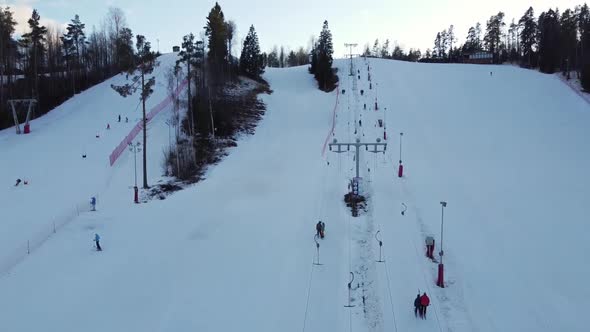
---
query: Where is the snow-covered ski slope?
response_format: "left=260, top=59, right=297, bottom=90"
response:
left=0, top=53, right=186, bottom=272
left=1, top=54, right=589, bottom=332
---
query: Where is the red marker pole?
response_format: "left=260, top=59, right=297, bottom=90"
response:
left=398, top=132, right=404, bottom=178
left=437, top=201, right=447, bottom=288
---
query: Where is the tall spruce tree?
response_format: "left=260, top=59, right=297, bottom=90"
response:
left=239, top=25, right=264, bottom=78
left=117, top=27, right=135, bottom=72
left=316, top=20, right=334, bottom=91
left=176, top=33, right=200, bottom=136
left=560, top=9, right=578, bottom=76
left=464, top=26, right=478, bottom=53
left=579, top=4, right=590, bottom=90
left=447, top=25, right=455, bottom=60
left=111, top=35, right=158, bottom=188
left=519, top=7, right=537, bottom=67
left=204, top=2, right=228, bottom=82
left=372, top=39, right=379, bottom=57
left=62, top=14, right=87, bottom=94
left=484, top=12, right=505, bottom=61
left=538, top=9, right=561, bottom=73
left=21, top=9, right=47, bottom=99
left=0, top=7, right=17, bottom=109
left=381, top=39, right=390, bottom=58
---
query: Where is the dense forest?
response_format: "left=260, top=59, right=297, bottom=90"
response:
left=364, top=3, right=590, bottom=90
left=0, top=7, right=143, bottom=129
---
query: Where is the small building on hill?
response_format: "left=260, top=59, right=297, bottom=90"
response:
left=173, top=46, right=180, bottom=52
left=465, top=51, right=494, bottom=64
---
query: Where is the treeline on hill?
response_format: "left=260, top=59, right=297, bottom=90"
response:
left=261, top=20, right=337, bottom=92
left=362, top=39, right=422, bottom=62
left=363, top=3, right=590, bottom=91
left=161, top=2, right=269, bottom=185
left=0, top=7, right=143, bottom=130
left=263, top=46, right=310, bottom=68
left=422, top=3, right=590, bottom=90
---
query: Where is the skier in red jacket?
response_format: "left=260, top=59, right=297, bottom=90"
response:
left=420, top=293, right=430, bottom=319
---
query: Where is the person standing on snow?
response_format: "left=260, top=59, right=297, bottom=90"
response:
left=316, top=221, right=324, bottom=239
left=414, top=293, right=421, bottom=317
left=320, top=221, right=325, bottom=238
left=420, top=292, right=430, bottom=319
left=94, top=233, right=102, bottom=251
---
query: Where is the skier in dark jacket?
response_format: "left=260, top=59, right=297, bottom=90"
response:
left=316, top=221, right=322, bottom=238
left=420, top=292, right=430, bottom=319
left=414, top=294, right=421, bottom=317
left=94, top=233, right=102, bottom=251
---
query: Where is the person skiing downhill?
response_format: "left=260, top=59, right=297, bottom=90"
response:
left=420, top=292, right=430, bottom=319
left=414, top=293, right=421, bottom=317
left=94, top=233, right=102, bottom=251
left=320, top=221, right=325, bottom=238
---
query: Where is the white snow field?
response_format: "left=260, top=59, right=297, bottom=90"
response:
left=1, top=53, right=589, bottom=332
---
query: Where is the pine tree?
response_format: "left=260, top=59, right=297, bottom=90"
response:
left=295, top=47, right=309, bottom=65
left=464, top=26, right=478, bottom=53
left=279, top=46, right=285, bottom=68
left=287, top=50, right=297, bottom=67
left=519, top=7, right=537, bottom=67
left=484, top=12, right=505, bottom=61
left=0, top=7, right=17, bottom=109
left=204, top=2, right=228, bottom=81
left=475, top=22, right=483, bottom=50
left=239, top=25, right=264, bottom=78
left=111, top=35, right=158, bottom=188
left=176, top=33, right=200, bottom=136
left=316, top=20, right=334, bottom=91
left=538, top=9, right=561, bottom=73
left=447, top=25, right=455, bottom=60
left=560, top=9, right=578, bottom=77
left=363, top=44, right=371, bottom=57
left=434, top=32, right=441, bottom=57
left=21, top=9, right=47, bottom=99
left=372, top=39, right=379, bottom=57
left=117, top=27, right=135, bottom=72
left=62, top=14, right=87, bottom=94
left=380, top=39, right=390, bottom=58
left=267, top=46, right=279, bottom=67
left=440, top=30, right=448, bottom=58
left=579, top=4, right=590, bottom=90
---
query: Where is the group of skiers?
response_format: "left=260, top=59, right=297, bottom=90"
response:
left=315, top=221, right=325, bottom=239
left=314, top=219, right=433, bottom=320
left=414, top=292, right=430, bottom=319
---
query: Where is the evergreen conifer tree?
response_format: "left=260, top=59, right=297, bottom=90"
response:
left=21, top=9, right=47, bottom=99
left=519, top=7, right=537, bottom=67
left=316, top=20, right=334, bottom=91
left=239, top=25, right=264, bottom=78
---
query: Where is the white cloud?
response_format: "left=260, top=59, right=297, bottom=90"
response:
left=1, top=3, right=66, bottom=36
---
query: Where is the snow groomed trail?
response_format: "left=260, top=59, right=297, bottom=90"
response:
left=1, top=53, right=589, bottom=332
left=0, top=53, right=187, bottom=275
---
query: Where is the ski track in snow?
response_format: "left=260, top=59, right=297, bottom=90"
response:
left=1, top=54, right=590, bottom=332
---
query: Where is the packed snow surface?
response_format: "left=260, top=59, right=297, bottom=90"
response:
left=0, top=54, right=589, bottom=332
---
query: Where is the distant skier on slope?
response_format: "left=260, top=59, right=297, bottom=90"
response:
left=320, top=221, right=325, bottom=238
left=14, top=178, right=21, bottom=186
left=414, top=293, right=421, bottom=317
left=316, top=221, right=325, bottom=239
left=94, top=233, right=102, bottom=251
left=420, top=292, right=430, bottom=319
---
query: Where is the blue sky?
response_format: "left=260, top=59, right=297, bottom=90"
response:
left=3, top=0, right=585, bottom=58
